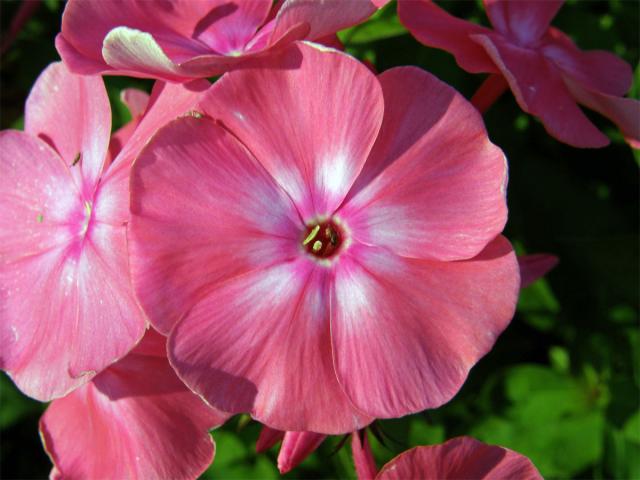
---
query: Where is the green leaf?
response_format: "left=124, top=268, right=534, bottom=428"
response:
left=339, top=3, right=406, bottom=45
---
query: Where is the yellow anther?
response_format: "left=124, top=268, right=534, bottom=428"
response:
left=312, top=240, right=323, bottom=252
left=303, top=225, right=320, bottom=245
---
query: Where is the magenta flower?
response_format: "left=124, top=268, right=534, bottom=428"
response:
left=256, top=426, right=376, bottom=476
left=377, top=437, right=542, bottom=480
left=40, top=328, right=228, bottom=479
left=398, top=0, right=640, bottom=149
left=518, top=253, right=558, bottom=288
left=56, top=0, right=381, bottom=82
left=0, top=62, right=207, bottom=401
left=128, top=42, right=520, bottom=433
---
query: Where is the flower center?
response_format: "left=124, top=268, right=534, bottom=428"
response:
left=80, top=200, right=93, bottom=237
left=302, top=219, right=343, bottom=259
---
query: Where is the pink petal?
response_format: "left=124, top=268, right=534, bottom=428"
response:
left=376, top=437, right=542, bottom=480
left=518, top=254, right=558, bottom=288
left=341, top=67, right=508, bottom=262
left=40, top=329, right=227, bottom=480
left=397, top=0, right=497, bottom=74
left=59, top=0, right=271, bottom=80
left=541, top=27, right=633, bottom=97
left=129, top=115, right=301, bottom=334
left=278, top=431, right=327, bottom=474
left=25, top=62, right=111, bottom=196
left=331, top=237, right=519, bottom=418
left=483, top=0, right=563, bottom=47
left=471, top=33, right=610, bottom=148
left=256, top=426, right=285, bottom=453
left=169, top=259, right=372, bottom=434
left=352, top=432, right=377, bottom=480
left=0, top=131, right=146, bottom=400
left=270, top=0, right=377, bottom=44
left=98, top=79, right=209, bottom=227
left=55, top=34, right=110, bottom=75
left=565, top=77, right=640, bottom=149
left=108, top=88, right=150, bottom=160
left=120, top=87, right=150, bottom=118
left=200, top=41, right=383, bottom=220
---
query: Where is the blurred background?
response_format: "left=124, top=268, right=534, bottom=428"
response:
left=1, top=1, right=638, bottom=478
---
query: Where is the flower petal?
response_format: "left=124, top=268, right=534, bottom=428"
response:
left=108, top=88, right=150, bottom=160
left=331, top=237, right=519, bottom=418
left=199, top=41, right=384, bottom=220
left=278, top=431, right=327, bottom=474
left=483, top=0, right=563, bottom=47
left=541, top=27, right=633, bottom=97
left=40, top=329, right=227, bottom=480
left=129, top=116, right=301, bottom=334
left=472, top=33, right=609, bottom=148
left=169, top=259, right=372, bottom=434
left=101, top=27, right=189, bottom=81
left=98, top=79, right=209, bottom=226
left=397, top=0, right=497, bottom=74
left=121, top=87, right=150, bottom=118
left=55, top=34, right=109, bottom=75
left=376, top=437, right=542, bottom=480
left=564, top=77, right=640, bottom=150
left=59, top=0, right=269, bottom=79
left=25, top=62, right=111, bottom=195
left=342, top=67, right=508, bottom=261
left=0, top=131, right=145, bottom=400
left=256, top=426, right=285, bottom=453
left=352, top=432, right=377, bottom=480
left=518, top=254, right=558, bottom=288
left=270, top=0, right=376, bottom=44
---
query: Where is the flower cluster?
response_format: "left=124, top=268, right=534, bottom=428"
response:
left=1, top=0, right=636, bottom=478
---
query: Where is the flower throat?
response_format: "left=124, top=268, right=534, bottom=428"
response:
left=302, top=220, right=343, bottom=259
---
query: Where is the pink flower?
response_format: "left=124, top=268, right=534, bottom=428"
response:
left=398, top=0, right=640, bottom=149
left=56, top=0, right=380, bottom=82
left=518, top=254, right=558, bottom=288
left=256, top=426, right=376, bottom=477
left=0, top=61, right=207, bottom=401
left=128, top=41, right=520, bottom=433
left=377, top=437, right=542, bottom=480
left=40, top=328, right=228, bottom=479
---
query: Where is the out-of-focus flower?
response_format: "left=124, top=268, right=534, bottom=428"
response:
left=56, top=0, right=380, bottom=82
left=128, top=41, right=520, bottom=433
left=0, top=61, right=207, bottom=401
left=518, top=254, right=558, bottom=288
left=256, top=425, right=376, bottom=477
left=40, top=328, right=228, bottom=480
left=376, top=437, right=542, bottom=480
left=398, top=0, right=640, bottom=149
left=0, top=0, right=40, bottom=56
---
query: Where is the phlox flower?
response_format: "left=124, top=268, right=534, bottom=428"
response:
left=398, top=0, right=640, bottom=149
left=0, top=62, right=207, bottom=400
left=256, top=426, right=377, bottom=476
left=56, top=0, right=382, bottom=82
left=377, top=437, right=542, bottom=480
left=256, top=427, right=327, bottom=474
left=40, top=328, right=228, bottom=479
left=518, top=253, right=558, bottom=288
left=128, top=41, right=520, bottom=434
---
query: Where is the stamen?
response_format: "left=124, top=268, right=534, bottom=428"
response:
left=302, top=219, right=345, bottom=259
left=303, top=225, right=320, bottom=245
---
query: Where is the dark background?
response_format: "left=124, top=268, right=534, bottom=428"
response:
left=1, top=1, right=638, bottom=478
